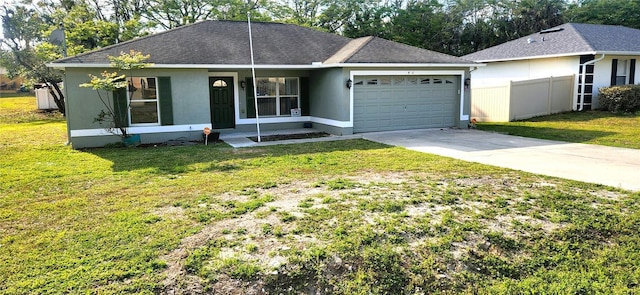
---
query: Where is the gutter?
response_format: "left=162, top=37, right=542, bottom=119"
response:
left=578, top=54, right=606, bottom=111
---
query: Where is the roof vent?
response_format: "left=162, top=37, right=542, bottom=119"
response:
left=540, top=28, right=564, bottom=34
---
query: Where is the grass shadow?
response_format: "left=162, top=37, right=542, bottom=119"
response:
left=478, top=125, right=616, bottom=143
left=524, top=110, right=635, bottom=123
left=84, top=139, right=391, bottom=174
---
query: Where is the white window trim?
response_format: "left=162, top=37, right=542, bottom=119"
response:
left=128, top=77, right=161, bottom=126
left=616, top=59, right=630, bottom=85
left=255, top=77, right=300, bottom=117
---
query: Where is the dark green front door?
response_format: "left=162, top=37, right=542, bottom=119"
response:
left=209, top=77, right=235, bottom=129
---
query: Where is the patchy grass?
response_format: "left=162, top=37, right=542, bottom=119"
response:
left=2, top=98, right=639, bottom=294
left=477, top=111, right=640, bottom=149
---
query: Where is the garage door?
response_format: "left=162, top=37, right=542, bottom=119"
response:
left=353, top=75, right=458, bottom=133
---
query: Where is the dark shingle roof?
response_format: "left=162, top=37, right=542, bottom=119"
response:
left=345, top=37, right=470, bottom=64
left=56, top=21, right=350, bottom=65
left=463, top=23, right=640, bottom=62
left=54, top=20, right=473, bottom=66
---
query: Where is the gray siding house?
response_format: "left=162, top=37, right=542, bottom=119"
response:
left=50, top=20, right=477, bottom=148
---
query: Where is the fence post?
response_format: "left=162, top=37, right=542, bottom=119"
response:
left=547, top=76, right=553, bottom=115
left=508, top=80, right=513, bottom=121
left=571, top=74, right=577, bottom=111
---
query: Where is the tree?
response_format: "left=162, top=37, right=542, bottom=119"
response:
left=142, top=0, right=272, bottom=29
left=79, top=50, right=152, bottom=140
left=340, top=0, right=394, bottom=38
left=315, top=0, right=358, bottom=33
left=444, top=0, right=518, bottom=55
left=511, top=0, right=566, bottom=36
left=1, top=5, right=66, bottom=114
left=280, top=0, right=325, bottom=27
left=389, top=0, right=457, bottom=54
left=44, top=0, right=148, bottom=53
left=566, top=0, right=640, bottom=30
left=80, top=71, right=129, bottom=137
left=1, top=0, right=153, bottom=116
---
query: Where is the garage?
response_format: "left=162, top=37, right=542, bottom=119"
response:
left=353, top=75, right=459, bottom=133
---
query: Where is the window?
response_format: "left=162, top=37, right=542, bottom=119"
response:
left=255, top=77, right=299, bottom=116
left=128, top=77, right=160, bottom=125
left=616, top=59, right=628, bottom=85
left=212, top=79, right=227, bottom=87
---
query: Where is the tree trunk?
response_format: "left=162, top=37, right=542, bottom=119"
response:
left=49, top=82, right=66, bottom=116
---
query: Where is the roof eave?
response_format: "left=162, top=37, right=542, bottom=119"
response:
left=48, top=63, right=324, bottom=69
left=471, top=50, right=640, bottom=63
left=469, top=51, right=598, bottom=63
left=596, top=51, right=640, bottom=56
left=334, top=62, right=484, bottom=68
left=48, top=62, right=485, bottom=69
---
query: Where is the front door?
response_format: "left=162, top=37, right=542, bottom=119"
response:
left=209, top=77, right=235, bottom=129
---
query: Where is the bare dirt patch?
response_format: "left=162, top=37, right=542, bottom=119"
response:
left=152, top=206, right=188, bottom=221
left=160, top=172, right=413, bottom=293
left=160, top=171, right=575, bottom=294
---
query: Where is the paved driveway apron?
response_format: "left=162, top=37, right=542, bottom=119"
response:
left=362, top=129, right=640, bottom=191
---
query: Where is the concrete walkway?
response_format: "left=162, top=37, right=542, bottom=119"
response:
left=362, top=129, right=640, bottom=191
left=219, top=128, right=639, bottom=191
left=220, top=128, right=361, bottom=148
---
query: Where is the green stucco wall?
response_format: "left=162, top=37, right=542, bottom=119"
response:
left=309, top=68, right=350, bottom=121
left=65, top=68, right=211, bottom=132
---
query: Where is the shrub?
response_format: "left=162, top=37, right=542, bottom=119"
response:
left=598, top=85, right=640, bottom=113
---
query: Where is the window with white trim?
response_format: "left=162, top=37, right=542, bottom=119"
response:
left=255, top=77, right=299, bottom=116
left=128, top=77, right=160, bottom=125
left=616, top=59, right=629, bottom=85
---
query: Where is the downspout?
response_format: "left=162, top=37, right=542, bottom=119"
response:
left=464, top=66, right=478, bottom=123
left=579, top=54, right=605, bottom=111
left=64, top=70, right=71, bottom=146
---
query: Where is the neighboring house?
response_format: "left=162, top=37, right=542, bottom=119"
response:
left=0, top=68, right=25, bottom=91
left=48, top=20, right=477, bottom=148
left=463, top=23, right=640, bottom=115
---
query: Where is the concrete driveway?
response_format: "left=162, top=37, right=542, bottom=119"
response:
left=362, top=129, right=640, bottom=191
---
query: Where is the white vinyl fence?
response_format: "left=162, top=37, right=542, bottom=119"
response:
left=36, top=88, right=59, bottom=110
left=471, top=75, right=574, bottom=122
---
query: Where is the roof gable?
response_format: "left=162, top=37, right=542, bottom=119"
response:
left=345, top=37, right=472, bottom=64
left=54, top=20, right=474, bottom=67
left=463, top=23, right=640, bottom=62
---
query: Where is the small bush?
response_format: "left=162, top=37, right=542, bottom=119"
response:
left=599, top=85, right=640, bottom=113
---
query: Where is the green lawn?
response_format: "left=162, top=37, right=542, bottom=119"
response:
left=477, top=111, right=640, bottom=149
left=2, top=98, right=639, bottom=294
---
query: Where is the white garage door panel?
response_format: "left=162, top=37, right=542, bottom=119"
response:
left=353, top=75, right=458, bottom=133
